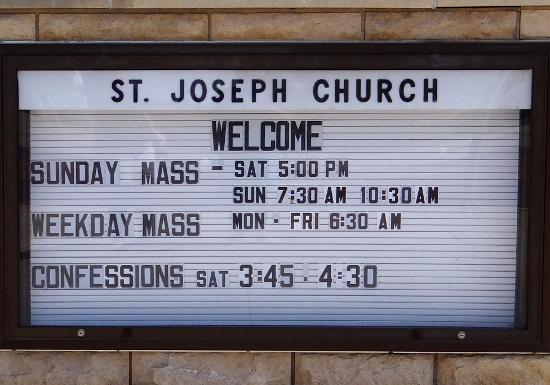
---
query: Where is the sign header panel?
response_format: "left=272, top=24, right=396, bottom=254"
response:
left=19, top=70, right=532, bottom=111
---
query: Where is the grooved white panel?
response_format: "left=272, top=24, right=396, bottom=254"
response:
left=26, top=110, right=522, bottom=327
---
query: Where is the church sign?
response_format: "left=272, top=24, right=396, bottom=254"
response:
left=1, top=43, right=549, bottom=351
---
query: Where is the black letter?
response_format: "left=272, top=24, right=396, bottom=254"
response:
left=399, top=79, right=415, bottom=102
left=273, top=79, right=287, bottom=102
left=252, top=79, right=266, bottom=102
left=128, top=79, right=142, bottom=103
left=111, top=79, right=124, bottom=102
left=191, top=79, right=207, bottom=102
left=335, top=79, right=349, bottom=103
left=30, top=161, right=44, bottom=184
left=31, top=266, right=45, bottom=288
left=356, top=79, right=371, bottom=102
left=313, top=79, right=329, bottom=102
left=212, top=79, right=225, bottom=103
left=232, top=79, right=244, bottom=103
left=142, top=214, right=156, bottom=236
left=171, top=79, right=184, bottom=102
left=142, top=162, right=155, bottom=184
left=212, top=121, right=227, bottom=151
left=424, top=78, right=438, bottom=102
left=378, top=79, right=392, bottom=103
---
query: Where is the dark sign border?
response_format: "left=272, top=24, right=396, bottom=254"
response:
left=1, top=42, right=549, bottom=352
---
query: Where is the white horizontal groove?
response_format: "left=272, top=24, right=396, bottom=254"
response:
left=28, top=110, right=521, bottom=327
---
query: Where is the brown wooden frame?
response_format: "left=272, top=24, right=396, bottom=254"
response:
left=1, top=42, right=549, bottom=351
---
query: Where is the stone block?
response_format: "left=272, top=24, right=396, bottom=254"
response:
left=111, top=0, right=432, bottom=8
left=295, top=353, right=434, bottom=385
left=0, top=351, right=129, bottom=385
left=521, top=10, right=550, bottom=39
left=437, top=354, right=550, bottom=385
left=211, top=13, right=362, bottom=40
left=39, top=13, right=208, bottom=41
left=0, top=0, right=107, bottom=7
left=132, top=352, right=290, bottom=385
left=438, top=0, right=550, bottom=5
left=365, top=10, right=518, bottom=40
left=0, top=14, right=35, bottom=40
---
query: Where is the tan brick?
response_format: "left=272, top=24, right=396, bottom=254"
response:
left=132, top=352, right=290, bottom=385
left=438, top=0, right=550, bottom=5
left=39, top=13, right=208, bottom=41
left=112, top=0, right=432, bottom=8
left=437, top=354, right=550, bottom=385
left=0, top=0, right=107, bottom=7
left=365, top=10, right=518, bottom=40
left=296, top=353, right=434, bottom=385
left=0, top=351, right=129, bottom=385
left=0, top=14, right=35, bottom=40
left=211, top=13, right=362, bottom=41
left=521, top=10, right=550, bottom=39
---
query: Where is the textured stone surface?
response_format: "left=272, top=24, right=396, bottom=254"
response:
left=438, top=355, right=550, bottom=385
left=211, top=13, right=362, bottom=40
left=111, top=0, right=433, bottom=8
left=132, top=352, right=290, bottom=385
left=0, top=14, right=35, bottom=40
left=520, top=10, right=550, bottom=39
left=0, top=0, right=107, bottom=7
left=295, top=353, right=433, bottom=385
left=39, top=13, right=208, bottom=41
left=0, top=351, right=129, bottom=385
left=365, top=10, right=518, bottom=40
left=438, top=0, right=550, bottom=5
left=3, top=0, right=548, bottom=7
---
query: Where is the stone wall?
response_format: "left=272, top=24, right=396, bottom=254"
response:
left=1, top=352, right=550, bottom=384
left=1, top=2, right=550, bottom=41
left=4, top=5, right=550, bottom=41
left=2, top=1, right=550, bottom=384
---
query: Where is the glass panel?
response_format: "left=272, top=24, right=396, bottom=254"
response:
left=18, top=70, right=531, bottom=327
